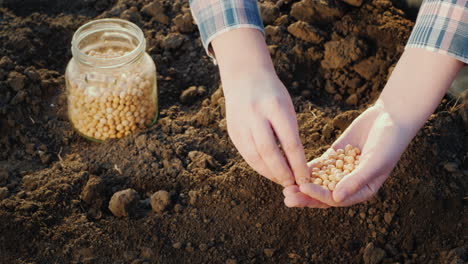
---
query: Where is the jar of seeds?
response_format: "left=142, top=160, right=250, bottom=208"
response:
left=65, top=19, right=158, bottom=141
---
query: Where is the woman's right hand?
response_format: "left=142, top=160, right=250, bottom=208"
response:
left=212, top=28, right=317, bottom=190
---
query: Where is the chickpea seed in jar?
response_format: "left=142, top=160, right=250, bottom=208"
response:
left=65, top=19, right=158, bottom=141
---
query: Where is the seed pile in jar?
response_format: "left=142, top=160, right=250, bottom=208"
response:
left=67, top=48, right=156, bottom=141
left=308, top=144, right=361, bottom=191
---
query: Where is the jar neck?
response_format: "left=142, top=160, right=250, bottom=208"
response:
left=71, top=18, right=146, bottom=69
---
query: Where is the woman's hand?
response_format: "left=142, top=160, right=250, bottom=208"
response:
left=283, top=48, right=463, bottom=208
left=222, top=70, right=311, bottom=186
left=289, top=104, right=412, bottom=207
left=212, top=28, right=311, bottom=187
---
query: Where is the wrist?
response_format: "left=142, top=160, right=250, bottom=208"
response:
left=211, top=28, right=275, bottom=81
left=377, top=49, right=462, bottom=134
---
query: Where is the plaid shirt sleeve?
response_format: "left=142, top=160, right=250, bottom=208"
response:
left=189, top=0, right=264, bottom=59
left=406, top=0, right=468, bottom=63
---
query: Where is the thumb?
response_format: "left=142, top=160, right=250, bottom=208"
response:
left=332, top=153, right=386, bottom=203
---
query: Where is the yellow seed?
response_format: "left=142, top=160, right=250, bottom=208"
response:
left=344, top=156, right=355, bottom=164
left=320, top=175, right=329, bottom=182
left=332, top=168, right=342, bottom=175
left=313, top=178, right=323, bottom=185
left=344, top=164, right=355, bottom=171
left=336, top=149, right=344, bottom=155
left=312, top=167, right=320, bottom=173
left=355, top=147, right=361, bottom=155
left=336, top=159, right=344, bottom=169
left=328, top=181, right=336, bottom=191
left=323, top=180, right=330, bottom=186
left=345, top=144, right=353, bottom=152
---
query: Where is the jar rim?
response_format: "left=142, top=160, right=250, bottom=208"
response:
left=71, top=18, right=146, bottom=69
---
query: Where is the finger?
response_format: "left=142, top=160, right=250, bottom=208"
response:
left=283, top=185, right=301, bottom=196
left=299, top=183, right=337, bottom=206
left=283, top=186, right=330, bottom=208
left=269, top=107, right=309, bottom=185
left=229, top=127, right=279, bottom=184
left=335, top=172, right=389, bottom=207
left=284, top=192, right=331, bottom=208
left=252, top=119, right=295, bottom=186
left=332, top=157, right=385, bottom=203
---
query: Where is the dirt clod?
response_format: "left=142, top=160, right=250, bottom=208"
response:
left=173, top=13, right=195, bottom=33
left=161, top=33, right=185, bottom=49
left=443, top=162, right=459, bottom=173
left=150, top=190, right=171, bottom=213
left=108, top=189, right=140, bottom=217
left=321, top=36, right=367, bottom=69
left=180, top=86, right=206, bottom=104
left=345, top=94, right=358, bottom=105
left=332, top=110, right=360, bottom=131
left=0, top=167, right=10, bottom=186
left=7, top=71, right=26, bottom=91
left=120, top=6, right=141, bottom=23
left=384, top=212, right=394, bottom=224
left=260, top=2, right=280, bottom=24
left=0, top=187, right=9, bottom=200
left=264, top=248, right=275, bottom=258
left=287, top=21, right=324, bottom=44
left=290, top=0, right=345, bottom=23
left=363, top=243, right=386, bottom=264
left=141, top=2, right=168, bottom=24
left=81, top=176, right=104, bottom=206
left=188, top=151, right=219, bottom=170
left=172, top=242, right=182, bottom=249
left=353, top=56, right=382, bottom=80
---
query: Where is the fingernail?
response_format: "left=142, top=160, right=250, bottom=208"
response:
left=333, top=190, right=346, bottom=203
left=282, top=179, right=295, bottom=187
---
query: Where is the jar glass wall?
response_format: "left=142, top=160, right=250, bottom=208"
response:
left=65, top=19, right=158, bottom=142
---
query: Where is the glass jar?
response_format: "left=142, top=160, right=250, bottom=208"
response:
left=65, top=18, right=158, bottom=142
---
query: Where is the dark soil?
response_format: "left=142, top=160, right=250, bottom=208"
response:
left=0, top=0, right=466, bottom=263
